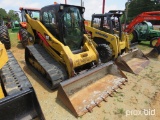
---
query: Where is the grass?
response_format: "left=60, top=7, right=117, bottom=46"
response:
left=113, top=92, right=124, bottom=97
left=102, top=109, right=106, bottom=113
left=113, top=92, right=124, bottom=103
left=8, top=29, right=19, bottom=47
left=136, top=92, right=139, bottom=94
left=103, top=117, right=109, bottom=120
left=144, top=101, right=148, bottom=104
left=117, top=98, right=123, bottom=102
left=131, top=84, right=137, bottom=91
left=145, top=74, right=153, bottom=79
left=137, top=41, right=150, bottom=51
left=114, top=108, right=125, bottom=115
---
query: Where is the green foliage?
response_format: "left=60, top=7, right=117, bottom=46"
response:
left=8, top=29, right=19, bottom=47
left=114, top=108, right=125, bottom=115
left=0, top=8, right=20, bottom=22
left=8, top=10, right=20, bottom=22
left=124, top=0, right=160, bottom=23
left=0, top=8, right=7, bottom=19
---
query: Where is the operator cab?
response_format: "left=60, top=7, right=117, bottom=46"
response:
left=135, top=21, right=153, bottom=39
left=91, top=10, right=124, bottom=39
left=40, top=4, right=85, bottom=51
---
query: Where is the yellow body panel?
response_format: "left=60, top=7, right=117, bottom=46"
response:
left=26, top=23, right=36, bottom=45
left=85, top=26, right=130, bottom=58
left=0, top=42, right=8, bottom=69
left=26, top=15, right=99, bottom=77
left=0, top=42, right=7, bottom=99
left=0, top=85, right=4, bottom=99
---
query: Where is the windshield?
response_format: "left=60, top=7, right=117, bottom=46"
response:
left=147, top=22, right=154, bottom=29
left=62, top=7, right=84, bottom=51
left=22, top=10, right=40, bottom=22
left=92, top=17, right=101, bottom=29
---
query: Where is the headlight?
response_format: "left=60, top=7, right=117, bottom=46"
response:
left=60, top=5, right=64, bottom=10
left=82, top=8, right=85, bottom=13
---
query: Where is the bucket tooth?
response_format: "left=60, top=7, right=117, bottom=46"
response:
left=101, top=97, right=108, bottom=102
left=101, top=93, right=109, bottom=102
left=118, top=84, right=123, bottom=89
left=121, top=82, right=126, bottom=85
left=86, top=106, right=93, bottom=113
left=115, top=48, right=150, bottom=74
left=94, top=97, right=103, bottom=107
left=57, top=61, right=127, bottom=117
left=94, top=101, right=101, bottom=107
left=108, top=92, right=114, bottom=97
left=112, top=88, right=118, bottom=93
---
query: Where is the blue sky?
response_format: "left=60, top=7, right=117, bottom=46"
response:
left=0, top=0, right=128, bottom=20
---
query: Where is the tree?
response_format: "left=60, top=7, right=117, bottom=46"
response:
left=124, top=0, right=160, bottom=23
left=0, top=8, right=7, bottom=19
left=8, top=10, right=20, bottom=22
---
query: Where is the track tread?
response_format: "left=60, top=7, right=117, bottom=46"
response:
left=0, top=51, right=32, bottom=95
left=25, top=44, right=68, bottom=89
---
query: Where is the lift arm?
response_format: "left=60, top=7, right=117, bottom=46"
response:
left=124, top=11, right=160, bottom=33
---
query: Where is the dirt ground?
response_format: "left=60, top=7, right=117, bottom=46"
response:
left=10, top=41, right=160, bottom=120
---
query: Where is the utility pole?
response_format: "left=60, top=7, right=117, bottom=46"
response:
left=102, top=0, right=105, bottom=14
left=81, top=0, right=84, bottom=7
left=65, top=0, right=67, bottom=4
left=124, top=0, right=131, bottom=29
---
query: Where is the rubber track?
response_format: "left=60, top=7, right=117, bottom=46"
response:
left=25, top=44, right=68, bottom=89
left=0, top=50, right=31, bottom=96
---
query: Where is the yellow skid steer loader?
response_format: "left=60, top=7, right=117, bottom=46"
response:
left=24, top=3, right=127, bottom=116
left=85, top=11, right=149, bottom=74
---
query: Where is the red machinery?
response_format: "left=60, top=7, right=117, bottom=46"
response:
left=124, top=11, right=160, bottom=34
left=17, top=7, right=40, bottom=47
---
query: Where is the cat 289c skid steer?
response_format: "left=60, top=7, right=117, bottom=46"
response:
left=24, top=3, right=127, bottom=116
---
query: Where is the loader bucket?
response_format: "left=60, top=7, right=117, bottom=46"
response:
left=57, top=61, right=127, bottom=117
left=147, top=47, right=160, bottom=59
left=115, top=48, right=150, bottom=74
left=147, top=39, right=160, bottom=59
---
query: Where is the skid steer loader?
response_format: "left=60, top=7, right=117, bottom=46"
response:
left=85, top=11, right=149, bottom=74
left=0, top=26, right=44, bottom=120
left=24, top=3, right=127, bottom=116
